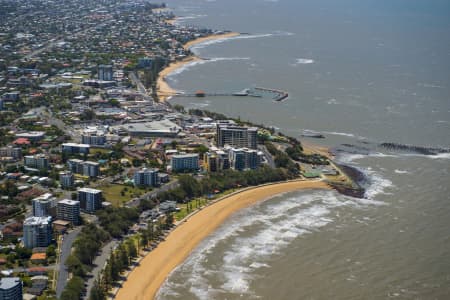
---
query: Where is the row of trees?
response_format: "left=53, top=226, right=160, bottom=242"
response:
left=62, top=224, right=110, bottom=299
left=96, top=207, right=140, bottom=238
left=159, top=166, right=294, bottom=204
left=90, top=214, right=175, bottom=300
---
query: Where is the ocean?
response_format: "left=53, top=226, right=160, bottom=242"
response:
left=158, top=0, right=450, bottom=299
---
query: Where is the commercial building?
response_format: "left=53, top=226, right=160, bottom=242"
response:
left=61, top=143, right=90, bottom=154
left=82, top=161, right=100, bottom=177
left=204, top=152, right=218, bottom=172
left=216, top=124, right=258, bottom=149
left=133, top=168, right=159, bottom=187
left=229, top=149, right=246, bottom=171
left=98, top=64, right=113, bottom=81
left=32, top=193, right=56, bottom=217
left=77, top=188, right=102, bottom=213
left=23, top=216, right=53, bottom=249
left=0, top=146, right=22, bottom=159
left=0, top=277, right=22, bottom=300
left=204, top=150, right=231, bottom=172
left=81, top=132, right=106, bottom=145
left=15, top=131, right=45, bottom=141
left=110, top=120, right=181, bottom=138
left=171, top=153, right=199, bottom=172
left=57, top=199, right=80, bottom=225
left=138, top=57, right=153, bottom=68
left=59, top=171, right=74, bottom=188
left=229, top=148, right=262, bottom=171
left=24, top=154, right=49, bottom=170
left=67, top=159, right=100, bottom=177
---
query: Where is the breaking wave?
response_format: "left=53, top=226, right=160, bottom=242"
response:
left=294, top=58, right=315, bottom=65
left=157, top=190, right=387, bottom=299
left=189, top=31, right=295, bottom=51
left=167, top=57, right=250, bottom=77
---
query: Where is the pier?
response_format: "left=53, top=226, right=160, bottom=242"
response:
left=254, top=87, right=289, bottom=101
left=174, top=87, right=289, bottom=101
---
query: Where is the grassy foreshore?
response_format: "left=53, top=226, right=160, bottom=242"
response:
left=156, top=32, right=240, bottom=101
left=115, top=179, right=330, bottom=300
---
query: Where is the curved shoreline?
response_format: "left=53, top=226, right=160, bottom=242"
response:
left=156, top=32, right=240, bottom=101
left=115, top=179, right=330, bottom=300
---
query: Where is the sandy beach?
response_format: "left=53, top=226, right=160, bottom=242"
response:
left=156, top=56, right=200, bottom=101
left=302, top=141, right=334, bottom=159
left=115, top=179, right=330, bottom=300
left=156, top=32, right=240, bottom=102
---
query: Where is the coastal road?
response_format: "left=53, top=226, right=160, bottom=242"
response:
left=129, top=71, right=154, bottom=102
left=56, top=227, right=82, bottom=298
left=129, top=72, right=147, bottom=95
left=83, top=240, right=119, bottom=300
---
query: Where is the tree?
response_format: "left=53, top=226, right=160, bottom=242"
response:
left=108, top=99, right=120, bottom=108
left=132, top=158, right=142, bottom=167
left=109, top=253, right=121, bottom=281
left=165, top=213, right=174, bottom=229
left=178, top=175, right=201, bottom=199
left=65, top=254, right=85, bottom=277
left=126, top=240, right=137, bottom=260
left=80, top=109, right=95, bottom=121
left=60, top=276, right=84, bottom=300
left=46, top=244, right=56, bottom=257
left=89, top=279, right=106, bottom=300
left=118, top=244, right=129, bottom=268
left=140, top=231, right=149, bottom=249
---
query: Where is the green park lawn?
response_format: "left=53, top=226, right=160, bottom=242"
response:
left=100, top=184, right=147, bottom=207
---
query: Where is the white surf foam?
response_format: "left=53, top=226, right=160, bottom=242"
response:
left=370, top=152, right=398, bottom=158
left=323, top=131, right=369, bottom=141
left=166, top=57, right=250, bottom=77
left=189, top=31, right=293, bottom=51
left=174, top=14, right=208, bottom=23
left=394, top=169, right=410, bottom=174
left=363, top=168, right=394, bottom=199
left=327, top=98, right=340, bottom=105
left=336, top=153, right=366, bottom=164
left=323, top=131, right=356, bottom=138
left=401, top=152, right=450, bottom=160
left=157, top=190, right=386, bottom=299
left=295, top=58, right=315, bottom=65
left=429, top=153, right=450, bottom=159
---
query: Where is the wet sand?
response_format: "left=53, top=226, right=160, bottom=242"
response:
left=156, top=32, right=240, bottom=102
left=115, top=180, right=330, bottom=300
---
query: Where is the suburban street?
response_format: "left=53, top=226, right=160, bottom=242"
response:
left=55, top=227, right=82, bottom=298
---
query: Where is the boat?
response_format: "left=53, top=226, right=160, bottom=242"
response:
left=232, top=88, right=249, bottom=96
left=301, top=130, right=325, bottom=138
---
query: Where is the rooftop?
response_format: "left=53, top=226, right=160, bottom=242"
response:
left=62, top=143, right=90, bottom=148
left=172, top=153, right=199, bottom=158
left=24, top=216, right=52, bottom=226
left=58, top=199, right=80, bottom=206
left=78, top=187, right=102, bottom=193
left=0, top=277, right=21, bottom=290
left=30, top=253, right=47, bottom=261
left=113, top=119, right=181, bottom=134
